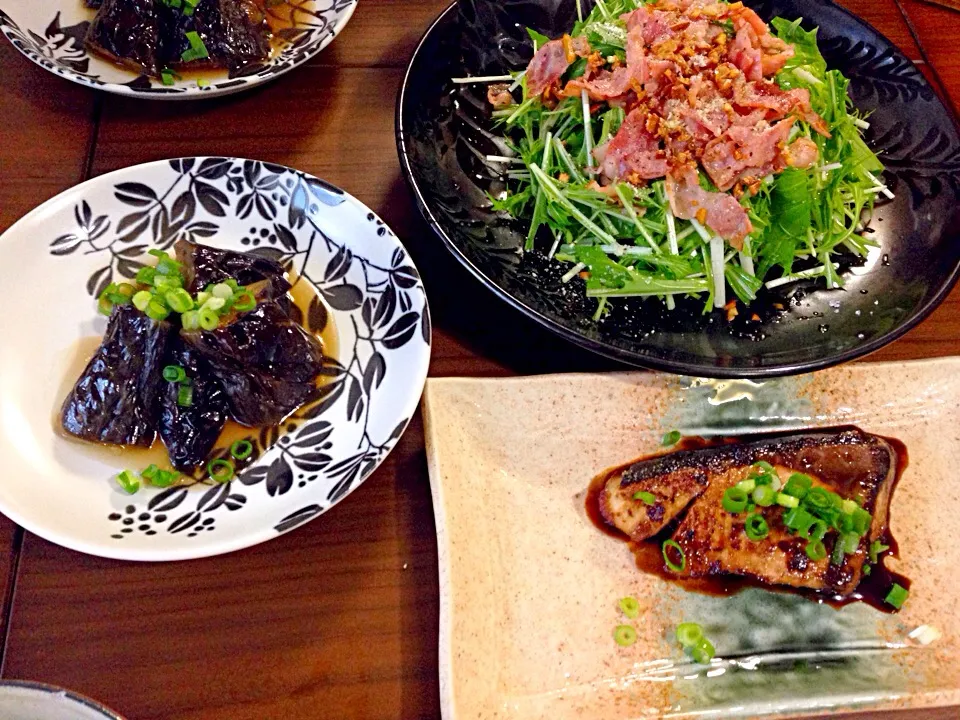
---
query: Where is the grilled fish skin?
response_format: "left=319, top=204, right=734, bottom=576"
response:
left=599, top=429, right=897, bottom=596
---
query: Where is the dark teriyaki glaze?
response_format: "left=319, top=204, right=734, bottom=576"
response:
left=585, top=427, right=910, bottom=612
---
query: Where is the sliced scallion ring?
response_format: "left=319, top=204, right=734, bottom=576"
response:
left=230, top=439, right=254, bottom=460
left=662, top=539, right=686, bottom=573
left=675, top=622, right=703, bottom=648
left=613, top=624, right=637, bottom=647
left=207, top=458, right=235, bottom=483
left=618, top=596, right=640, bottom=619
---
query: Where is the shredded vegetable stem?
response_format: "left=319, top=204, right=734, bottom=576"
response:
left=665, top=210, right=679, bottom=310
left=582, top=90, right=594, bottom=168
left=710, top=235, right=726, bottom=309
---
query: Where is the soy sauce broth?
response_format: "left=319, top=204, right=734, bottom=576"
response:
left=56, top=274, right=338, bottom=485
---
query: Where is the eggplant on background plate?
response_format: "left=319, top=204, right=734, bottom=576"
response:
left=84, top=0, right=274, bottom=79
left=60, top=240, right=332, bottom=484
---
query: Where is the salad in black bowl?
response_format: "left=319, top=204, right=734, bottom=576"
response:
left=397, top=0, right=960, bottom=377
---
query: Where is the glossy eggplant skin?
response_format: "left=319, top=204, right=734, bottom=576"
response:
left=157, top=339, right=228, bottom=473
left=175, top=239, right=290, bottom=298
left=182, top=299, right=325, bottom=426
left=85, top=0, right=161, bottom=76
left=61, top=305, right=171, bottom=447
left=157, top=0, right=270, bottom=71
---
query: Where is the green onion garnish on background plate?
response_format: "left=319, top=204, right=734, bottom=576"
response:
left=885, top=583, right=909, bottom=609
left=618, top=596, right=640, bottom=619
left=163, top=365, right=187, bottom=383
left=613, top=624, right=637, bottom=647
left=230, top=440, right=254, bottom=460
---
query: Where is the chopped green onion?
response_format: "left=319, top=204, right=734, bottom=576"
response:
left=177, top=384, right=193, bottom=407
left=212, top=283, right=234, bottom=300
left=196, top=291, right=211, bottom=306
left=744, top=513, right=769, bottom=541
left=662, top=430, right=681, bottom=446
left=783, top=473, right=813, bottom=498
left=841, top=499, right=857, bottom=515
left=97, top=296, right=114, bottom=316
left=150, top=469, right=179, bottom=488
left=831, top=537, right=846, bottom=565
left=662, top=539, right=686, bottom=573
left=181, top=30, right=210, bottom=62
left=116, top=470, right=140, bottom=494
left=225, top=278, right=240, bottom=291
left=141, top=464, right=159, bottom=481
left=736, top=478, right=756, bottom=493
left=804, top=487, right=832, bottom=512
left=160, top=68, right=178, bottom=86
left=181, top=310, right=200, bottom=331
left=776, top=492, right=799, bottom=509
left=884, top=583, right=909, bottom=610
left=207, top=458, right=235, bottom=483
left=633, top=490, right=656, bottom=505
left=152, top=274, right=182, bottom=290
left=722, top=486, right=748, bottom=514
left=162, top=365, right=187, bottom=383
left=675, top=622, right=703, bottom=648
left=613, top=624, right=637, bottom=647
left=232, top=290, right=257, bottom=312
left=147, top=248, right=168, bottom=259
left=807, top=519, right=828, bottom=541
left=145, top=299, right=170, bottom=321
left=753, top=461, right=775, bottom=474
left=851, top=508, right=872, bottom=535
left=230, top=439, right=254, bottom=460
left=165, top=288, right=194, bottom=313
left=752, top=485, right=776, bottom=507
left=805, top=539, right=827, bottom=561
left=619, top=596, right=640, bottom=619
left=132, top=290, right=152, bottom=311
left=840, top=531, right=860, bottom=555
left=203, top=296, right=227, bottom=312
left=198, top=307, right=219, bottom=330
left=691, top=638, right=715, bottom=664
left=753, top=471, right=773, bottom=486
left=869, top=540, right=890, bottom=564
left=783, top=506, right=811, bottom=532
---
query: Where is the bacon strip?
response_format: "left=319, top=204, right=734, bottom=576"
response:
left=595, top=108, right=669, bottom=180
left=666, top=164, right=752, bottom=246
left=701, top=118, right=795, bottom=190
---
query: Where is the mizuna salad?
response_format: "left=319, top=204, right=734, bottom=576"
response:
left=468, top=0, right=890, bottom=315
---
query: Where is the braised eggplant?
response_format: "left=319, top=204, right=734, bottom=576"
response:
left=157, top=339, right=228, bottom=472
left=156, top=0, right=270, bottom=72
left=61, top=305, right=171, bottom=447
left=181, top=297, right=326, bottom=426
left=175, top=239, right=290, bottom=298
left=85, top=0, right=162, bottom=76
left=84, top=0, right=271, bottom=79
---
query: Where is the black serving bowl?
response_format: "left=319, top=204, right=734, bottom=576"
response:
left=396, top=0, right=960, bottom=378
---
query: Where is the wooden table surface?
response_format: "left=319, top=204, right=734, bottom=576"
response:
left=1, top=1, right=959, bottom=718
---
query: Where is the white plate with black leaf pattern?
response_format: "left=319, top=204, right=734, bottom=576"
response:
left=0, top=157, right=430, bottom=560
left=0, top=0, right=356, bottom=99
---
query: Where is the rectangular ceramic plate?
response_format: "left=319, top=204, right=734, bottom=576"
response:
left=422, top=359, right=960, bottom=719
